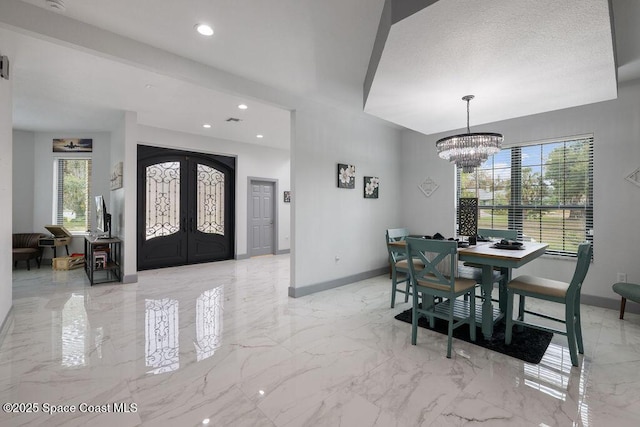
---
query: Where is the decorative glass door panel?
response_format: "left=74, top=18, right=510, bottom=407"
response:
left=196, top=164, right=224, bottom=235
left=145, top=162, right=180, bottom=240
left=138, top=145, right=235, bottom=271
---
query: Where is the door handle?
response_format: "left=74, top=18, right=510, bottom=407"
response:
left=189, top=217, right=194, bottom=233
left=182, top=217, right=186, bottom=233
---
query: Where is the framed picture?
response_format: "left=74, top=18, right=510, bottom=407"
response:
left=364, top=176, right=379, bottom=199
left=111, top=161, right=123, bottom=190
left=53, top=138, right=93, bottom=152
left=283, top=191, right=291, bottom=203
left=337, top=163, right=355, bottom=188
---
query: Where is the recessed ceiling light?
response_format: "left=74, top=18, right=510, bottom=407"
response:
left=256, top=134, right=264, bottom=139
left=202, top=124, right=211, bottom=128
left=202, top=419, right=210, bottom=425
left=195, top=24, right=214, bottom=36
left=238, top=104, right=248, bottom=110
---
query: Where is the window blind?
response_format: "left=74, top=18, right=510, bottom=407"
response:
left=457, top=135, right=593, bottom=257
left=55, top=158, right=92, bottom=232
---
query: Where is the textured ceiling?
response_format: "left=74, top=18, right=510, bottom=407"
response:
left=1, top=0, right=639, bottom=147
left=364, top=0, right=618, bottom=135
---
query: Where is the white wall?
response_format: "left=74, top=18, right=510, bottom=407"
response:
left=138, top=125, right=291, bottom=258
left=110, top=111, right=138, bottom=282
left=11, top=130, right=34, bottom=232
left=27, top=131, right=111, bottom=257
left=0, top=57, right=12, bottom=328
left=400, top=79, right=640, bottom=303
left=290, top=104, right=404, bottom=293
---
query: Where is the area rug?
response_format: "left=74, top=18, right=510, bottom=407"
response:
left=394, top=308, right=553, bottom=364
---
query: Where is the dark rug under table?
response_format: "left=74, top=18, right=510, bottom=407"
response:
left=394, top=307, right=553, bottom=364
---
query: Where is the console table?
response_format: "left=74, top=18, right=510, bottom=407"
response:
left=84, top=236, right=122, bottom=285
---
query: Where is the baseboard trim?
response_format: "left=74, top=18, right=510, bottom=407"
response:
left=288, top=267, right=388, bottom=298
left=582, top=293, right=640, bottom=315
left=122, top=274, right=138, bottom=284
left=237, top=250, right=289, bottom=260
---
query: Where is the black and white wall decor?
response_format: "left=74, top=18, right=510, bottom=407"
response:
left=337, top=163, right=356, bottom=189
left=364, top=176, right=379, bottom=198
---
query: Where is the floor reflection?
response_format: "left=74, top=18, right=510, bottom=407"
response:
left=195, top=287, right=223, bottom=361
left=145, top=298, right=180, bottom=374
left=61, top=293, right=88, bottom=368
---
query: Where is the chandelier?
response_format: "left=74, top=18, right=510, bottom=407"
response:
left=436, top=95, right=503, bottom=173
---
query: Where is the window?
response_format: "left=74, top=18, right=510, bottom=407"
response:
left=54, top=158, right=92, bottom=233
left=457, top=135, right=593, bottom=257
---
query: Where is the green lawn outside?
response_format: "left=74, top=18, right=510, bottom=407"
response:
left=477, top=211, right=585, bottom=253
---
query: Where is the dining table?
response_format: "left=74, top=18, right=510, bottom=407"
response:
left=458, top=241, right=548, bottom=339
left=389, top=238, right=549, bottom=340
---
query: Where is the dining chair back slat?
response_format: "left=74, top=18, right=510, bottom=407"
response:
left=386, top=228, right=414, bottom=308
left=477, top=228, right=518, bottom=241
left=406, top=237, right=476, bottom=358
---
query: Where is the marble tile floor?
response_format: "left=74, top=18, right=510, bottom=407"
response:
left=1, top=254, right=639, bottom=426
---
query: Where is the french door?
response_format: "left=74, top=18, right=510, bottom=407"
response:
left=137, top=145, right=235, bottom=270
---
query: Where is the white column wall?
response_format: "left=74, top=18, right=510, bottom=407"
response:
left=11, top=130, right=35, bottom=233
left=0, top=52, right=13, bottom=327
left=111, top=111, right=138, bottom=282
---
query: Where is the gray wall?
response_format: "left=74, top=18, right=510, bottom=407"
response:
left=12, top=131, right=112, bottom=257
left=11, top=124, right=291, bottom=267
left=11, top=130, right=34, bottom=233
left=400, top=79, right=640, bottom=304
left=138, top=124, right=291, bottom=258
left=290, top=103, right=404, bottom=294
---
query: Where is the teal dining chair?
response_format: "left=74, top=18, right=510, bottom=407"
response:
left=386, top=228, right=422, bottom=308
left=505, top=242, right=592, bottom=367
left=461, top=228, right=518, bottom=301
left=476, top=228, right=518, bottom=241
left=406, top=237, right=476, bottom=358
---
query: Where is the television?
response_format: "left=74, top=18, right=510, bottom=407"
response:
left=94, top=195, right=112, bottom=238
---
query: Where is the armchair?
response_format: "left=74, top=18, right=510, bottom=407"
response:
left=12, top=233, right=45, bottom=270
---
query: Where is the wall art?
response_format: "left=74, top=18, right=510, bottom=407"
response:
left=364, top=176, right=379, bottom=198
left=111, top=161, right=123, bottom=190
left=458, top=197, right=478, bottom=237
left=337, top=163, right=356, bottom=188
left=625, top=167, right=640, bottom=188
left=418, top=176, right=439, bottom=197
left=53, top=138, right=93, bottom=153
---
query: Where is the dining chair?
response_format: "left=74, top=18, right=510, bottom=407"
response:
left=386, top=228, right=422, bottom=308
left=406, top=237, right=476, bottom=358
left=505, top=242, right=592, bottom=367
left=476, top=228, right=518, bottom=241
left=461, top=228, right=518, bottom=302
